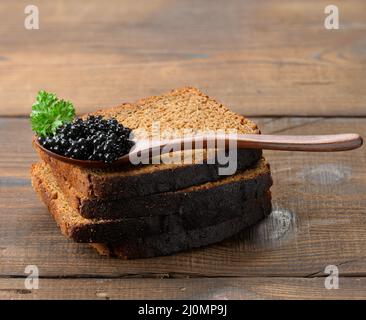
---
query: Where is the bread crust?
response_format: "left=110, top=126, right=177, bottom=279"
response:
left=91, top=201, right=271, bottom=259
left=38, top=146, right=262, bottom=199
left=44, top=158, right=272, bottom=220
left=31, top=162, right=272, bottom=244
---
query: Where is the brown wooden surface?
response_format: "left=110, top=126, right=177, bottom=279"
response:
left=0, top=0, right=365, bottom=300
left=1, top=278, right=366, bottom=300
left=0, top=0, right=365, bottom=116
left=0, top=118, right=365, bottom=299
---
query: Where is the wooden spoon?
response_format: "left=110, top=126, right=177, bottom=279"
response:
left=33, top=133, right=363, bottom=169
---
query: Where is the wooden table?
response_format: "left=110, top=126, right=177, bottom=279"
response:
left=0, top=0, right=365, bottom=300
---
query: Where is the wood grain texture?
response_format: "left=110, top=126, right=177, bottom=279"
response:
left=1, top=277, right=366, bottom=300
left=0, top=0, right=365, bottom=116
left=0, top=118, right=365, bottom=283
left=1, top=0, right=366, bottom=299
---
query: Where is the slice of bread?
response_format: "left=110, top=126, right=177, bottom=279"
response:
left=36, top=87, right=262, bottom=199
left=46, top=158, right=272, bottom=220
left=31, top=161, right=272, bottom=243
left=91, top=201, right=271, bottom=259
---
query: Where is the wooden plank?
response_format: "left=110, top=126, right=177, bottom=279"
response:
left=1, top=277, right=366, bottom=300
left=0, top=0, right=365, bottom=116
left=0, top=117, right=365, bottom=278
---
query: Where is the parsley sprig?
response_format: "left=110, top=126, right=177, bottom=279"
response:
left=30, top=90, right=76, bottom=137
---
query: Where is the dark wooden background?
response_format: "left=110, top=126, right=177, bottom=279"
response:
left=0, top=0, right=365, bottom=299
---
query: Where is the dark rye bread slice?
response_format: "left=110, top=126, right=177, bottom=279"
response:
left=37, top=87, right=262, bottom=199
left=39, top=148, right=261, bottom=200
left=31, top=162, right=272, bottom=243
left=47, top=158, right=272, bottom=219
left=91, top=202, right=272, bottom=259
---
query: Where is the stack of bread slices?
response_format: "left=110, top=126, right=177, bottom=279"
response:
left=31, top=87, right=273, bottom=259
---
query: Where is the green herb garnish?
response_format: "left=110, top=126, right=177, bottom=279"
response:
left=30, top=90, right=76, bottom=137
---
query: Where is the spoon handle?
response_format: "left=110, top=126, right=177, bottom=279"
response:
left=234, top=133, right=363, bottom=151
left=148, top=133, right=363, bottom=154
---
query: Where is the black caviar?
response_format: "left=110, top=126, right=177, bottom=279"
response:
left=38, top=116, right=134, bottom=163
